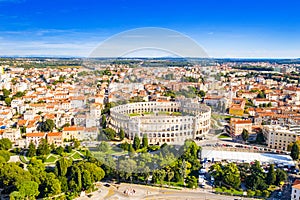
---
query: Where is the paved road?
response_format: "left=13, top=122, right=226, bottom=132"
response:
left=77, top=183, right=259, bottom=200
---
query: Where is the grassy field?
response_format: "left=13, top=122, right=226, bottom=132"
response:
left=19, top=155, right=28, bottom=164
left=218, top=134, right=231, bottom=139
left=211, top=113, right=231, bottom=120
left=128, top=111, right=183, bottom=117
left=128, top=113, right=140, bottom=117
left=72, top=152, right=83, bottom=160
left=20, top=150, right=84, bottom=165
left=45, top=155, right=57, bottom=163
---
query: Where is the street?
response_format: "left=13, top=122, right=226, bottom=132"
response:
left=77, top=183, right=260, bottom=200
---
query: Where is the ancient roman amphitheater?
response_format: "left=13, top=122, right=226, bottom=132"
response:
left=109, top=99, right=211, bottom=145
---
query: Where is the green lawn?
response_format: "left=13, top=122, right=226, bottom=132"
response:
left=72, top=152, right=83, bottom=160
left=143, top=111, right=154, bottom=115
left=45, top=155, right=57, bottom=163
left=218, top=134, right=231, bottom=139
left=128, top=113, right=140, bottom=117
left=172, top=112, right=182, bottom=116
left=19, top=155, right=28, bottom=163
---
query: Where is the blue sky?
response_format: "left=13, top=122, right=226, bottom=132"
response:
left=0, top=0, right=300, bottom=58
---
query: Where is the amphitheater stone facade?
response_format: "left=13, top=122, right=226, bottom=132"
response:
left=109, top=99, right=211, bottom=145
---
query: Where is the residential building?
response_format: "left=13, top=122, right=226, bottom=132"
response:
left=3, top=129, right=21, bottom=142
left=263, top=125, right=300, bottom=150
left=47, top=132, right=63, bottom=146
left=62, top=126, right=85, bottom=141
left=230, top=118, right=252, bottom=136
left=25, top=132, right=46, bottom=147
left=291, top=180, right=300, bottom=200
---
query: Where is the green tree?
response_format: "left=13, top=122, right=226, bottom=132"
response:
left=4, top=97, right=11, bottom=106
left=0, top=138, right=12, bottom=150
left=288, top=142, right=294, bottom=151
left=40, top=173, right=62, bottom=197
left=101, top=115, right=107, bottom=129
left=257, top=91, right=266, bottom=98
left=158, top=169, right=166, bottom=186
left=16, top=181, right=39, bottom=199
left=256, top=131, right=265, bottom=144
left=141, top=166, right=150, bottom=184
left=2, top=88, right=11, bottom=98
left=242, top=129, right=249, bottom=142
left=54, top=146, right=64, bottom=156
left=59, top=176, right=68, bottom=192
left=103, top=128, right=116, bottom=140
left=80, top=162, right=105, bottom=182
left=142, top=134, right=148, bottom=148
left=20, top=126, right=27, bottom=134
left=27, top=158, right=45, bottom=184
left=37, top=138, right=50, bottom=156
left=128, top=143, right=135, bottom=156
left=119, top=128, right=125, bottom=140
left=27, top=142, right=36, bottom=157
left=13, top=91, right=26, bottom=98
left=275, top=169, right=287, bottom=186
left=186, top=175, right=198, bottom=188
left=69, top=166, right=82, bottom=193
left=82, top=170, right=92, bottom=190
left=38, top=119, right=55, bottom=132
left=198, top=90, right=206, bottom=98
left=262, top=190, right=270, bottom=198
left=73, top=139, right=80, bottom=149
left=98, top=141, right=110, bottom=152
left=55, top=157, right=72, bottom=177
left=223, top=163, right=241, bottom=189
left=246, top=161, right=267, bottom=191
left=266, top=164, right=276, bottom=185
left=0, top=156, right=6, bottom=163
left=291, top=142, right=299, bottom=160
left=133, top=135, right=141, bottom=150
left=180, top=140, right=201, bottom=172
left=0, top=162, right=32, bottom=192
left=153, top=169, right=166, bottom=186
left=65, top=145, right=72, bottom=153
left=167, top=170, right=174, bottom=186
left=10, top=191, right=24, bottom=200
left=49, top=144, right=56, bottom=154
left=118, top=159, right=137, bottom=181
left=0, top=150, right=10, bottom=162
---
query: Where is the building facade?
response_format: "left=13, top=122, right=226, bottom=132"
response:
left=263, top=125, right=300, bottom=150
left=109, top=99, right=211, bottom=145
left=230, top=118, right=252, bottom=136
left=291, top=180, right=300, bottom=200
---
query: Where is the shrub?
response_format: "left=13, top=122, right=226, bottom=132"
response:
left=255, top=190, right=262, bottom=197
left=247, top=190, right=255, bottom=197
left=262, top=190, right=270, bottom=198
left=215, top=187, right=223, bottom=193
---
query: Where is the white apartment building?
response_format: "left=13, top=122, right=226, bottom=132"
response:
left=263, top=125, right=300, bottom=150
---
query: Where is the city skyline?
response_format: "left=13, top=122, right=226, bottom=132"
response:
left=0, top=0, right=300, bottom=58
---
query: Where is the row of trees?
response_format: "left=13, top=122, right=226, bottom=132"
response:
left=94, top=140, right=201, bottom=188
left=210, top=161, right=287, bottom=197
left=0, top=138, right=12, bottom=150
left=0, top=154, right=105, bottom=199
left=27, top=138, right=80, bottom=158
left=100, top=128, right=125, bottom=141
left=290, top=141, right=300, bottom=160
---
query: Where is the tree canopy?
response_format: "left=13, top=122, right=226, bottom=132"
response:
left=0, top=138, right=12, bottom=150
